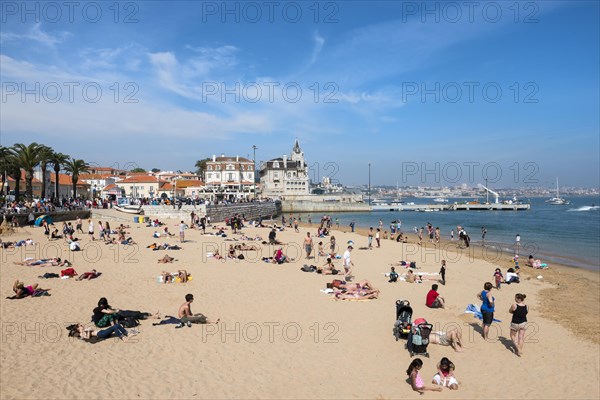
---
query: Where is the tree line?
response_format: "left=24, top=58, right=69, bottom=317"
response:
left=0, top=143, right=90, bottom=202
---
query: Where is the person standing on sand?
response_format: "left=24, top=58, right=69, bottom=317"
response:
left=304, top=232, right=313, bottom=259
left=439, top=260, right=446, bottom=285
left=450, top=229, right=454, bottom=241
left=418, top=227, right=424, bottom=246
left=481, top=226, right=487, bottom=243
left=76, top=217, right=83, bottom=234
left=350, top=221, right=355, bottom=232
left=329, top=236, right=336, bottom=256
left=376, top=228, right=381, bottom=248
left=294, top=218, right=299, bottom=233
left=509, top=293, right=528, bottom=356
left=342, top=245, right=354, bottom=279
left=379, top=219, right=383, bottom=231
left=478, top=282, right=495, bottom=340
left=435, top=227, right=440, bottom=244
left=179, top=220, right=186, bottom=243
left=368, top=227, right=374, bottom=249
left=88, top=219, right=94, bottom=241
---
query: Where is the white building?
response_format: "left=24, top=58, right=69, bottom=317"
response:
left=203, top=155, right=255, bottom=201
left=259, top=139, right=310, bottom=198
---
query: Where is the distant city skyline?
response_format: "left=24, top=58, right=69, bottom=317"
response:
left=1, top=1, right=598, bottom=188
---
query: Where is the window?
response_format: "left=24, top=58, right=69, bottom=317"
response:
left=273, top=162, right=279, bottom=168
left=226, top=164, right=234, bottom=170
left=208, top=166, right=212, bottom=171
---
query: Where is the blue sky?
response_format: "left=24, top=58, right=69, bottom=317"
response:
left=1, top=0, right=598, bottom=188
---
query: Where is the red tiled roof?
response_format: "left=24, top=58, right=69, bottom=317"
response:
left=117, top=176, right=166, bottom=183
left=49, top=173, right=90, bottom=186
left=79, top=173, right=115, bottom=180
left=7, top=170, right=42, bottom=183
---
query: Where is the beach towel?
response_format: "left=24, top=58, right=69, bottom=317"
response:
left=61, top=267, right=78, bottom=277
left=464, top=304, right=502, bottom=323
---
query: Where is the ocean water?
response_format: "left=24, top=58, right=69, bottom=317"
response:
left=300, top=196, right=600, bottom=271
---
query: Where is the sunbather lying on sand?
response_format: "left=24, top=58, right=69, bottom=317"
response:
left=334, top=290, right=379, bottom=300
left=13, top=257, right=68, bottom=267
left=10, top=280, right=51, bottom=299
left=429, top=328, right=465, bottom=352
left=161, top=270, right=190, bottom=283
left=68, top=323, right=136, bottom=342
left=158, top=255, right=176, bottom=263
left=77, top=270, right=101, bottom=280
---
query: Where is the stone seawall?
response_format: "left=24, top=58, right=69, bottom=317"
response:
left=206, top=201, right=281, bottom=223
left=141, top=205, right=208, bottom=220
left=281, top=201, right=370, bottom=213
left=1, top=209, right=91, bottom=227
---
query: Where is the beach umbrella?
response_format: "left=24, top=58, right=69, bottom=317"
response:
left=34, top=215, right=53, bottom=226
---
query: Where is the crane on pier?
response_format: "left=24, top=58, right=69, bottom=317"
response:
left=478, top=183, right=499, bottom=204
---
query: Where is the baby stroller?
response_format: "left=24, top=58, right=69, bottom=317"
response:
left=407, top=318, right=433, bottom=358
left=393, top=300, right=413, bottom=341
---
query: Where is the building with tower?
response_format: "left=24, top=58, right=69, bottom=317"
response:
left=259, top=139, right=310, bottom=198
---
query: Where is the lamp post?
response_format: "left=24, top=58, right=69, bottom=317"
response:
left=252, top=145, right=258, bottom=200
left=368, top=163, right=371, bottom=205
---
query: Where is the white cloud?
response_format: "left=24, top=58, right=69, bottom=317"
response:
left=0, top=23, right=70, bottom=46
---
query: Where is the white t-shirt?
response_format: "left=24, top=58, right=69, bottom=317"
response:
left=506, top=272, right=519, bottom=281
left=70, top=241, right=81, bottom=251
left=343, top=250, right=351, bottom=267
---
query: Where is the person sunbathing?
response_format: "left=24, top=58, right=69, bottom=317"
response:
left=429, top=328, right=465, bottom=352
left=334, top=290, right=379, bottom=300
left=212, top=250, right=223, bottom=260
left=317, top=258, right=340, bottom=275
left=273, top=248, right=291, bottom=264
left=235, top=243, right=258, bottom=251
left=227, top=245, right=237, bottom=259
left=68, top=323, right=135, bottom=342
left=11, top=280, right=51, bottom=298
left=153, top=294, right=220, bottom=328
left=340, top=279, right=376, bottom=292
left=177, top=270, right=190, bottom=283
left=77, top=269, right=101, bottom=280
left=158, top=255, right=175, bottom=264
left=14, top=257, right=67, bottom=267
left=120, top=237, right=136, bottom=245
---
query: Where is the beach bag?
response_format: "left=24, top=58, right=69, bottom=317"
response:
left=412, top=327, right=423, bottom=345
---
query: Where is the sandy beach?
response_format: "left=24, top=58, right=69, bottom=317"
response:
left=1, top=216, right=599, bottom=399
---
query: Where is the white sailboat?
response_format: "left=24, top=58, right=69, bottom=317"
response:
left=546, top=178, right=570, bottom=205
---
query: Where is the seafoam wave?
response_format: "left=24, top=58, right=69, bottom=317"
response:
left=567, top=206, right=600, bottom=212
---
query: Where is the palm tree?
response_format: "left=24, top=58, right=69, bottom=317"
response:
left=194, top=158, right=211, bottom=179
left=7, top=160, right=22, bottom=201
left=64, top=158, right=90, bottom=199
left=9, top=143, right=44, bottom=201
left=50, top=152, right=69, bottom=201
left=38, top=145, right=54, bottom=200
left=0, top=146, right=10, bottom=196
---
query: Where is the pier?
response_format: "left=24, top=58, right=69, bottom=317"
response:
left=371, top=203, right=530, bottom=212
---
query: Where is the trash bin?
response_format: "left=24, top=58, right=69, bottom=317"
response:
left=133, top=216, right=139, bottom=223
